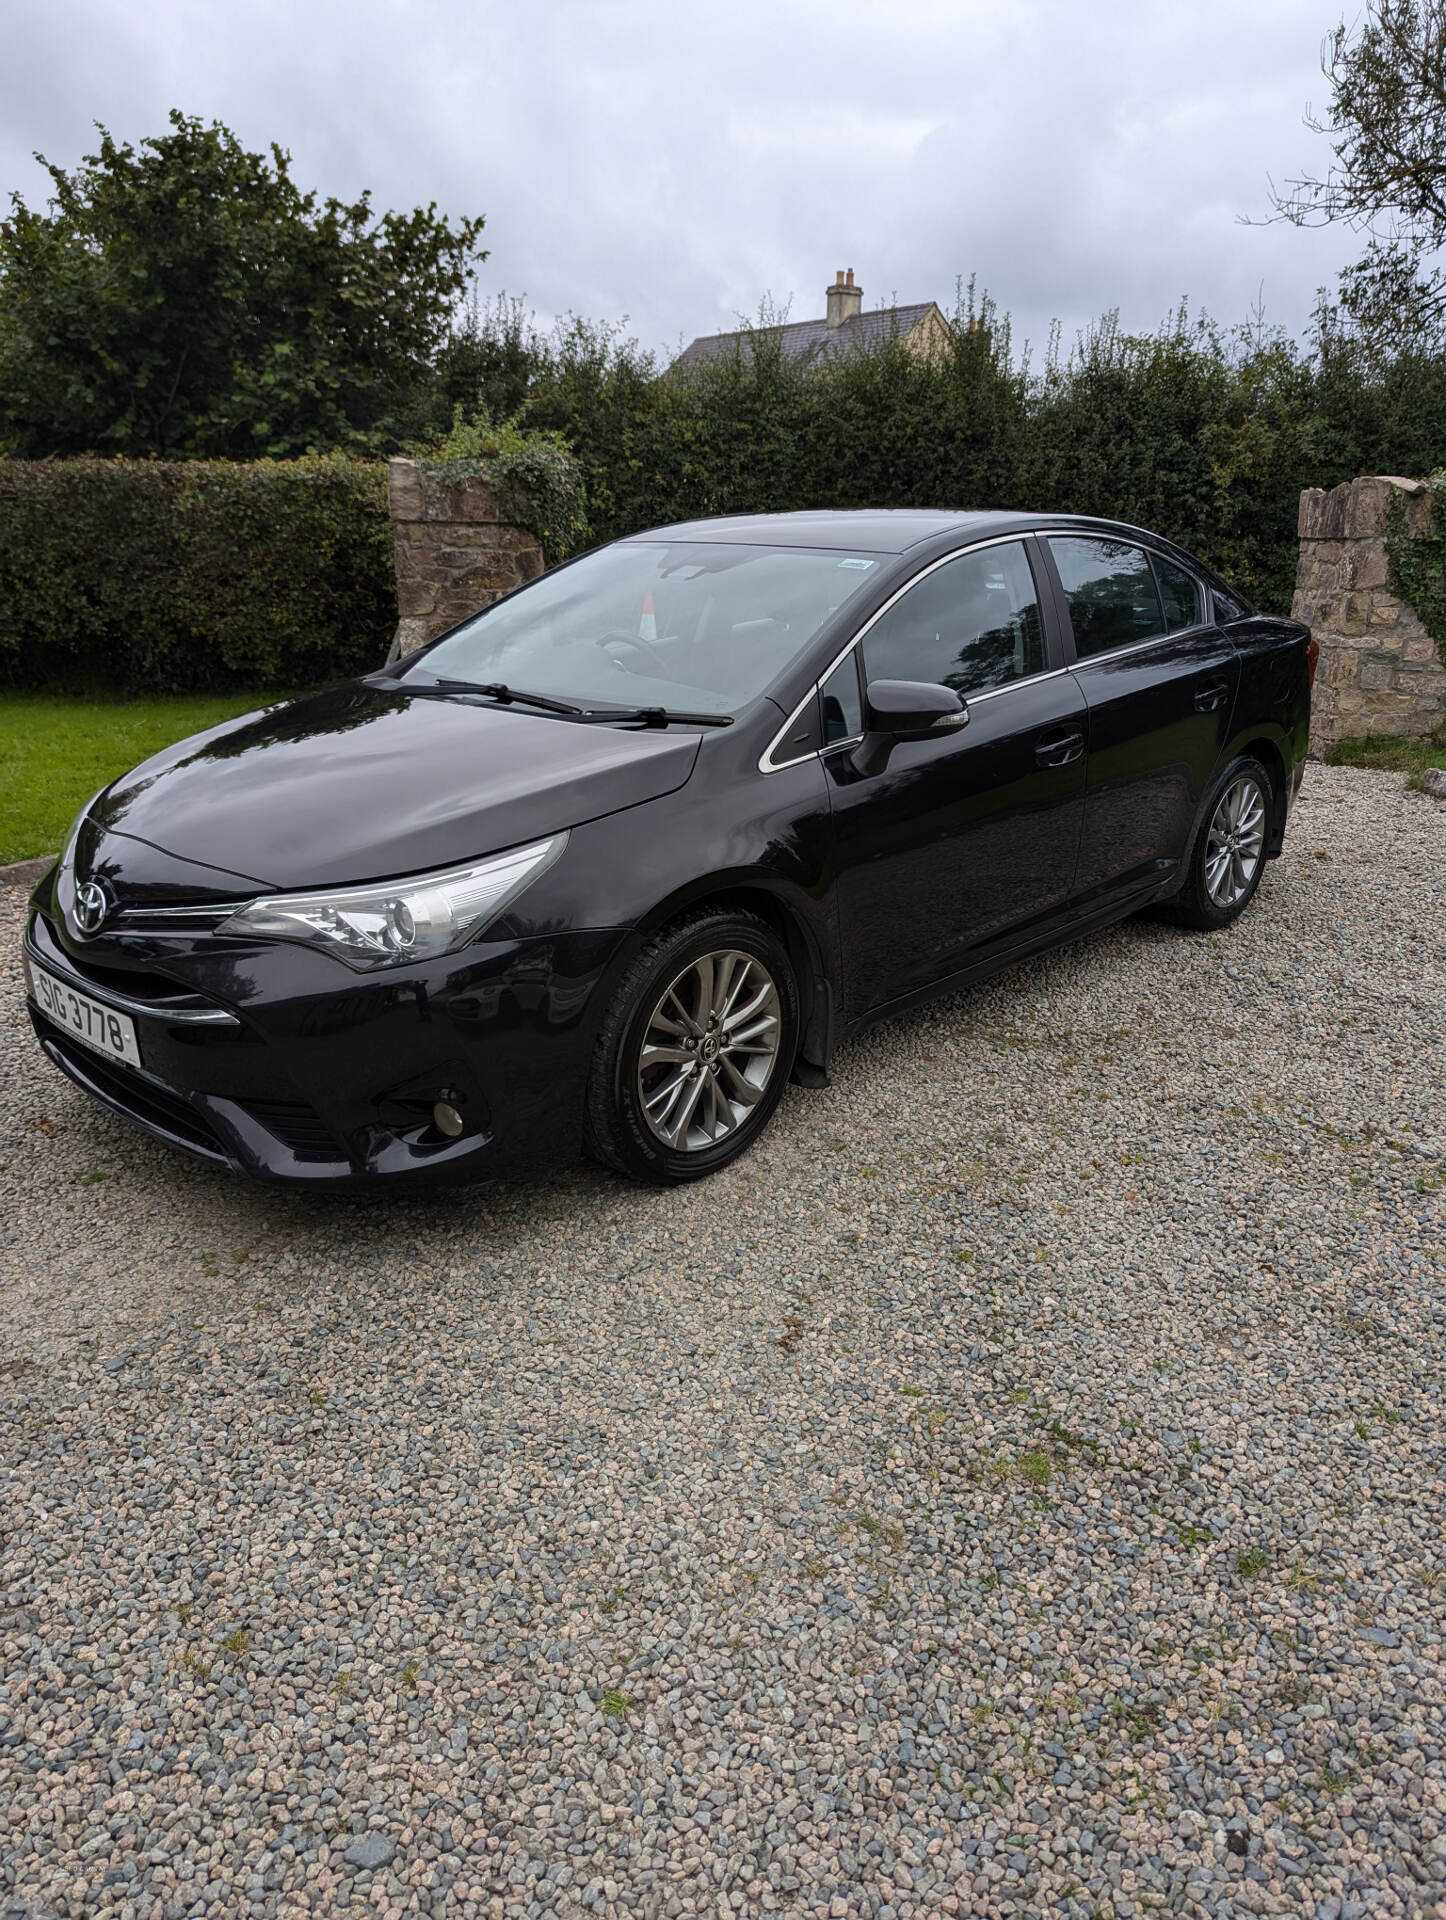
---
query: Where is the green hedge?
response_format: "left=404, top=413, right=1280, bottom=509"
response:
left=14, top=296, right=1446, bottom=697
left=515, top=297, right=1446, bottom=618
left=0, top=455, right=395, bottom=691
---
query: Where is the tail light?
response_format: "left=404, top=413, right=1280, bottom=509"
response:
left=1304, top=636, right=1320, bottom=688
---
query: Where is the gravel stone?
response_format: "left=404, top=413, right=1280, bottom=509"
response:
left=343, top=1833, right=397, bottom=1869
left=0, top=765, right=1443, bottom=1919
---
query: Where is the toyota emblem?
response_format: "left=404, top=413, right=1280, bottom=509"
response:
left=74, top=880, right=109, bottom=937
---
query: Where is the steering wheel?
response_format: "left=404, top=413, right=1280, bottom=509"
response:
left=593, top=628, right=671, bottom=677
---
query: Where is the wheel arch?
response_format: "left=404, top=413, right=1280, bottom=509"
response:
left=596, top=875, right=835, bottom=1084
left=1234, top=734, right=1289, bottom=855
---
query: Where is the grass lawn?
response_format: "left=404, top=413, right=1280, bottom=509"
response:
left=1323, top=729, right=1446, bottom=787
left=0, top=689, right=294, bottom=865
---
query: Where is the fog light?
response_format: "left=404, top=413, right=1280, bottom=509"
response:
left=433, top=1101, right=465, bottom=1138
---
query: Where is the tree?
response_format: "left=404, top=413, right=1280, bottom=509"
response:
left=1270, top=1, right=1446, bottom=343
left=429, top=291, right=555, bottom=426
left=0, top=112, right=486, bottom=457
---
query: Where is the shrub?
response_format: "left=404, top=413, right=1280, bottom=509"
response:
left=0, top=455, right=394, bottom=690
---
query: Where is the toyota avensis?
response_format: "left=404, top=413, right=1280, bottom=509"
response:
left=23, top=510, right=1316, bottom=1187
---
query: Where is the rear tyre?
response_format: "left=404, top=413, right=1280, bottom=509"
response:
left=1165, top=755, right=1273, bottom=931
left=584, top=909, right=799, bottom=1184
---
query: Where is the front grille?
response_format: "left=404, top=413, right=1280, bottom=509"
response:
left=41, top=1027, right=226, bottom=1159
left=237, top=1099, right=349, bottom=1164
left=34, top=915, right=213, bottom=1009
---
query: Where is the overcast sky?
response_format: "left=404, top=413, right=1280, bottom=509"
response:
left=3, top=0, right=1362, bottom=363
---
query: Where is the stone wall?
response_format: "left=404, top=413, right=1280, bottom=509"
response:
left=1293, top=475, right=1446, bottom=750
left=385, top=458, right=544, bottom=663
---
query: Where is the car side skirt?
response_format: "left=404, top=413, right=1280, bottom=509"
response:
left=847, top=874, right=1178, bottom=1038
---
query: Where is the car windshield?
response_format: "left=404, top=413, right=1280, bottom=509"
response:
left=405, top=541, right=883, bottom=716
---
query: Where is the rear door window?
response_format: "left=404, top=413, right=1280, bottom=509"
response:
left=1049, top=538, right=1163, bottom=658
left=1153, top=555, right=1203, bottom=632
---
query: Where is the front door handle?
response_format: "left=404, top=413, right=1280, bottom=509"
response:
left=1034, top=727, right=1085, bottom=767
left=1193, top=678, right=1230, bottom=713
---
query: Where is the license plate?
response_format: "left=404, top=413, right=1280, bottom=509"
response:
left=26, top=958, right=142, bottom=1068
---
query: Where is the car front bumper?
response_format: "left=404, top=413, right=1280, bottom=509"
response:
left=24, top=894, right=628, bottom=1187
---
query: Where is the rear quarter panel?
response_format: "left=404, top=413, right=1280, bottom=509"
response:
left=1219, top=614, right=1314, bottom=844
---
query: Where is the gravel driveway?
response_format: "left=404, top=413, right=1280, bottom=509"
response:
left=1, top=765, right=1443, bottom=1920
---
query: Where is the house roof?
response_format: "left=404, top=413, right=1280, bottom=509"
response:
left=673, top=301, right=942, bottom=373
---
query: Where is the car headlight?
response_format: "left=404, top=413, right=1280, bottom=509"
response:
left=216, top=834, right=568, bottom=971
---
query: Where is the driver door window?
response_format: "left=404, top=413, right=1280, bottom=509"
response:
left=862, top=541, right=1046, bottom=696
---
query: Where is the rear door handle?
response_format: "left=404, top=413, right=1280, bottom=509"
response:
left=1034, top=727, right=1084, bottom=767
left=1194, top=678, right=1230, bottom=713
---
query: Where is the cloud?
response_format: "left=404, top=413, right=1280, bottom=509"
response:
left=2, top=0, right=1361, bottom=359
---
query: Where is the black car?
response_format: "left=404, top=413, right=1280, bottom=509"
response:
left=23, top=510, right=1316, bottom=1187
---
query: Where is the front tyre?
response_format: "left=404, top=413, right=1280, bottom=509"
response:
left=585, top=909, right=799, bottom=1183
left=1167, top=754, right=1273, bottom=931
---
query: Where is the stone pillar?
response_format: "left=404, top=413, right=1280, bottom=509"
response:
left=1292, top=475, right=1446, bottom=751
left=385, top=458, right=545, bottom=664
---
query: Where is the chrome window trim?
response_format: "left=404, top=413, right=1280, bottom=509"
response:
left=22, top=930, right=241, bottom=1027
left=760, top=533, right=1059, bottom=774
left=959, top=664, right=1073, bottom=704
left=762, top=685, right=828, bottom=774
left=1064, top=625, right=1211, bottom=669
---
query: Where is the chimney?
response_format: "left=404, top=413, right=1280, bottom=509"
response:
left=825, top=267, right=863, bottom=329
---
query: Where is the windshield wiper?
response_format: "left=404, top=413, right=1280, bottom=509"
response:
left=395, top=676, right=730, bottom=728
left=405, top=677, right=585, bottom=716
left=574, top=706, right=734, bottom=729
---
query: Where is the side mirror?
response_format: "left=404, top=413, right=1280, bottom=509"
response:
left=853, top=679, right=968, bottom=776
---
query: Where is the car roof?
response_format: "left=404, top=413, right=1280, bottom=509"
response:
left=621, top=508, right=1161, bottom=555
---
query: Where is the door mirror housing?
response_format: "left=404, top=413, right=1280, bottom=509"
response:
left=854, top=679, right=968, bottom=776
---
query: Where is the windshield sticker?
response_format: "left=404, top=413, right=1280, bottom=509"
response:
left=838, top=558, right=876, bottom=570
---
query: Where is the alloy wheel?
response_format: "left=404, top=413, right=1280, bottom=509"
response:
left=636, top=949, right=782, bottom=1152
left=1203, top=774, right=1266, bottom=910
